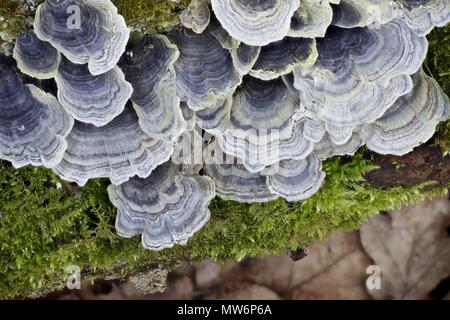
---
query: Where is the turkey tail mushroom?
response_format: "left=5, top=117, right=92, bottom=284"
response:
left=211, top=0, right=301, bottom=46
left=168, top=27, right=241, bottom=111
left=180, top=0, right=211, bottom=34
left=13, top=31, right=61, bottom=80
left=55, top=57, right=132, bottom=127
left=53, top=104, right=173, bottom=186
left=34, top=0, right=130, bottom=76
left=119, top=34, right=185, bottom=141
left=0, top=56, right=73, bottom=168
left=108, top=161, right=215, bottom=250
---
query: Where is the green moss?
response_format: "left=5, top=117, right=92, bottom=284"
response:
left=112, top=0, right=191, bottom=32
left=426, top=25, right=450, bottom=154
left=426, top=25, right=450, bottom=97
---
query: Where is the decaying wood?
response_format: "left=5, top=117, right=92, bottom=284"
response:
left=365, top=144, right=450, bottom=189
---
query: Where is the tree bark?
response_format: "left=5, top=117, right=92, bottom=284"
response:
left=365, top=144, right=450, bottom=189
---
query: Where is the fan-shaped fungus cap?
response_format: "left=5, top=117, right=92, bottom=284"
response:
left=217, top=76, right=314, bottom=172
left=180, top=0, right=211, bottom=34
left=53, top=104, right=174, bottom=186
left=313, top=132, right=363, bottom=160
left=288, top=0, right=338, bottom=38
left=331, top=0, right=398, bottom=28
left=361, top=69, right=450, bottom=155
left=294, top=19, right=427, bottom=144
left=250, top=37, right=318, bottom=80
left=267, top=155, right=325, bottom=202
left=196, top=97, right=232, bottom=135
left=34, top=0, right=130, bottom=75
left=168, top=27, right=241, bottom=110
left=119, top=34, right=185, bottom=141
left=0, top=56, right=73, bottom=168
left=231, top=43, right=261, bottom=76
left=204, top=155, right=277, bottom=203
left=396, top=0, right=450, bottom=36
left=56, top=57, right=132, bottom=127
left=211, top=0, right=301, bottom=46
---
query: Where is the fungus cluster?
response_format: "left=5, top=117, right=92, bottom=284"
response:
left=1, top=0, right=449, bottom=250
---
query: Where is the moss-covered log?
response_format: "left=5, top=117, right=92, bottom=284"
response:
left=0, top=1, right=449, bottom=299
left=2, top=143, right=449, bottom=298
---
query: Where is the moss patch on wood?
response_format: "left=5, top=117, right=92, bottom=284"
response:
left=113, top=0, right=191, bottom=32
left=428, top=25, right=450, bottom=154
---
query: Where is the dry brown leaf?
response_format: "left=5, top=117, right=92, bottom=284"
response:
left=163, top=275, right=194, bottom=300
left=289, top=231, right=373, bottom=300
left=360, top=198, right=450, bottom=299
left=231, top=255, right=294, bottom=294
left=195, top=260, right=223, bottom=289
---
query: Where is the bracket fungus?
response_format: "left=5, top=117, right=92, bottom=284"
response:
left=181, top=103, right=196, bottom=131
left=205, top=142, right=324, bottom=202
left=13, top=31, right=61, bottom=80
left=217, top=76, right=314, bottom=172
left=231, top=44, right=261, bottom=76
left=303, top=117, right=326, bottom=143
left=397, top=0, right=450, bottom=36
left=180, top=0, right=211, bottom=34
left=168, top=27, right=241, bottom=110
left=289, top=0, right=339, bottom=38
left=208, top=16, right=241, bottom=50
left=34, top=0, right=130, bottom=76
left=196, top=97, right=232, bottom=135
left=108, top=161, right=215, bottom=250
left=211, top=0, right=301, bottom=46
left=219, top=117, right=315, bottom=173
left=0, top=55, right=73, bottom=168
left=313, top=132, right=363, bottom=160
left=331, top=0, right=398, bottom=28
left=119, top=34, right=185, bottom=141
left=267, top=155, right=325, bottom=202
left=294, top=19, right=428, bottom=144
left=361, top=69, right=450, bottom=155
left=250, top=37, right=318, bottom=80
left=1, top=0, right=450, bottom=251
left=332, top=0, right=450, bottom=36
left=204, top=158, right=278, bottom=203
